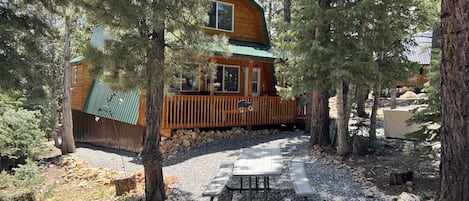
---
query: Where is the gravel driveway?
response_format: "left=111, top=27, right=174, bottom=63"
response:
left=73, top=131, right=384, bottom=201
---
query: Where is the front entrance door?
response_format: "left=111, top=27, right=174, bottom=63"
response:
left=244, top=67, right=261, bottom=97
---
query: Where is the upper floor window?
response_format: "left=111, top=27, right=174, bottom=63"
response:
left=206, top=1, right=234, bottom=32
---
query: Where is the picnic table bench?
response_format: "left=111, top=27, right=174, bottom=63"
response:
left=202, top=163, right=233, bottom=201
left=290, top=161, right=316, bottom=200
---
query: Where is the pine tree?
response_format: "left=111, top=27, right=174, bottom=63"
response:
left=40, top=7, right=94, bottom=148
left=439, top=0, right=469, bottom=200
left=276, top=0, right=334, bottom=147
left=277, top=0, right=430, bottom=154
left=406, top=1, right=441, bottom=141
left=78, top=1, right=226, bottom=200
left=406, top=48, right=441, bottom=141
left=0, top=1, right=53, bottom=92
left=356, top=0, right=425, bottom=142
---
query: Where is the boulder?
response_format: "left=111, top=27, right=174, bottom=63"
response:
left=399, top=91, right=417, bottom=99
left=363, top=186, right=380, bottom=198
left=182, top=139, right=191, bottom=147
left=397, top=192, right=420, bottom=201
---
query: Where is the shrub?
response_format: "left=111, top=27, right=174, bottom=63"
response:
left=0, top=107, right=47, bottom=170
left=0, top=160, right=44, bottom=201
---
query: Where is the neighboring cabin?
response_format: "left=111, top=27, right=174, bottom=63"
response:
left=70, top=0, right=299, bottom=152
left=399, top=32, right=433, bottom=90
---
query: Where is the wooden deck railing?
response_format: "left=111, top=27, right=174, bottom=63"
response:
left=408, top=75, right=428, bottom=87
left=161, top=96, right=299, bottom=129
left=397, top=75, right=429, bottom=87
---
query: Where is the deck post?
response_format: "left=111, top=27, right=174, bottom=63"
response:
left=246, top=111, right=252, bottom=131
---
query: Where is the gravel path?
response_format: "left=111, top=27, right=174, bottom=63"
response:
left=73, top=131, right=384, bottom=201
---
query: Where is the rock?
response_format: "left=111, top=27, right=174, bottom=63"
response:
left=190, top=132, right=197, bottom=140
left=432, top=160, right=440, bottom=168
left=389, top=170, right=414, bottom=185
left=158, top=128, right=289, bottom=159
left=399, top=91, right=417, bottom=99
left=406, top=186, right=413, bottom=192
left=273, top=129, right=280, bottom=135
left=355, top=167, right=366, bottom=175
left=382, top=196, right=399, bottom=201
left=363, top=186, right=380, bottom=198
left=431, top=143, right=441, bottom=152
left=182, top=139, right=191, bottom=147
left=234, top=129, right=243, bottom=135
left=78, top=181, right=88, bottom=187
left=363, top=181, right=374, bottom=187
left=397, top=192, right=420, bottom=201
left=365, top=190, right=375, bottom=198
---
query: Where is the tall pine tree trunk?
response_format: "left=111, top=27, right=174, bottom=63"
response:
left=305, top=95, right=312, bottom=134
left=438, top=0, right=469, bottom=200
left=141, top=29, right=166, bottom=201
left=369, top=83, right=381, bottom=141
left=284, top=0, right=291, bottom=23
left=309, top=0, right=331, bottom=148
left=336, top=82, right=356, bottom=155
left=61, top=15, right=76, bottom=154
left=356, top=87, right=368, bottom=117
left=310, top=88, right=330, bottom=146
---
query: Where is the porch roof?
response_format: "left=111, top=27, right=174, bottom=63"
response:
left=71, top=56, right=85, bottom=64
left=83, top=79, right=140, bottom=125
left=211, top=43, right=277, bottom=62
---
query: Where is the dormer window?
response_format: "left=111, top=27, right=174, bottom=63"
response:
left=206, top=1, right=234, bottom=32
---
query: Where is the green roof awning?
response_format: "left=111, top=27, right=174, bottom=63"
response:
left=71, top=56, right=85, bottom=64
left=211, top=43, right=277, bottom=61
left=83, top=80, right=140, bottom=125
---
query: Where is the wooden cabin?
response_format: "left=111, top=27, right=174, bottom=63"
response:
left=70, top=0, right=300, bottom=152
left=398, top=32, right=432, bottom=90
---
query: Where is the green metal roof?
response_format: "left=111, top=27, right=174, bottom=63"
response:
left=70, top=56, right=85, bottom=64
left=211, top=43, right=277, bottom=61
left=83, top=80, right=140, bottom=125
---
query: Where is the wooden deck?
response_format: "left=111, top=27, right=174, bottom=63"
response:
left=161, top=96, right=299, bottom=129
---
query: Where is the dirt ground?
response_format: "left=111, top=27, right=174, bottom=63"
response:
left=319, top=138, right=440, bottom=200
left=326, top=96, right=440, bottom=200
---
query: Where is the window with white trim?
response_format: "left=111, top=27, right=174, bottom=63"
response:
left=207, top=65, right=239, bottom=92
left=206, top=1, right=234, bottom=31
left=252, top=68, right=260, bottom=96
left=72, top=67, right=78, bottom=83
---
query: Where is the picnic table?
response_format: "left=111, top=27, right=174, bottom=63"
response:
left=231, top=147, right=283, bottom=201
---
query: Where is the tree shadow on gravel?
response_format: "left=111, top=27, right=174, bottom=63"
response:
left=74, top=131, right=305, bottom=167
left=163, top=131, right=303, bottom=167
left=75, top=142, right=143, bottom=165
left=216, top=188, right=318, bottom=201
